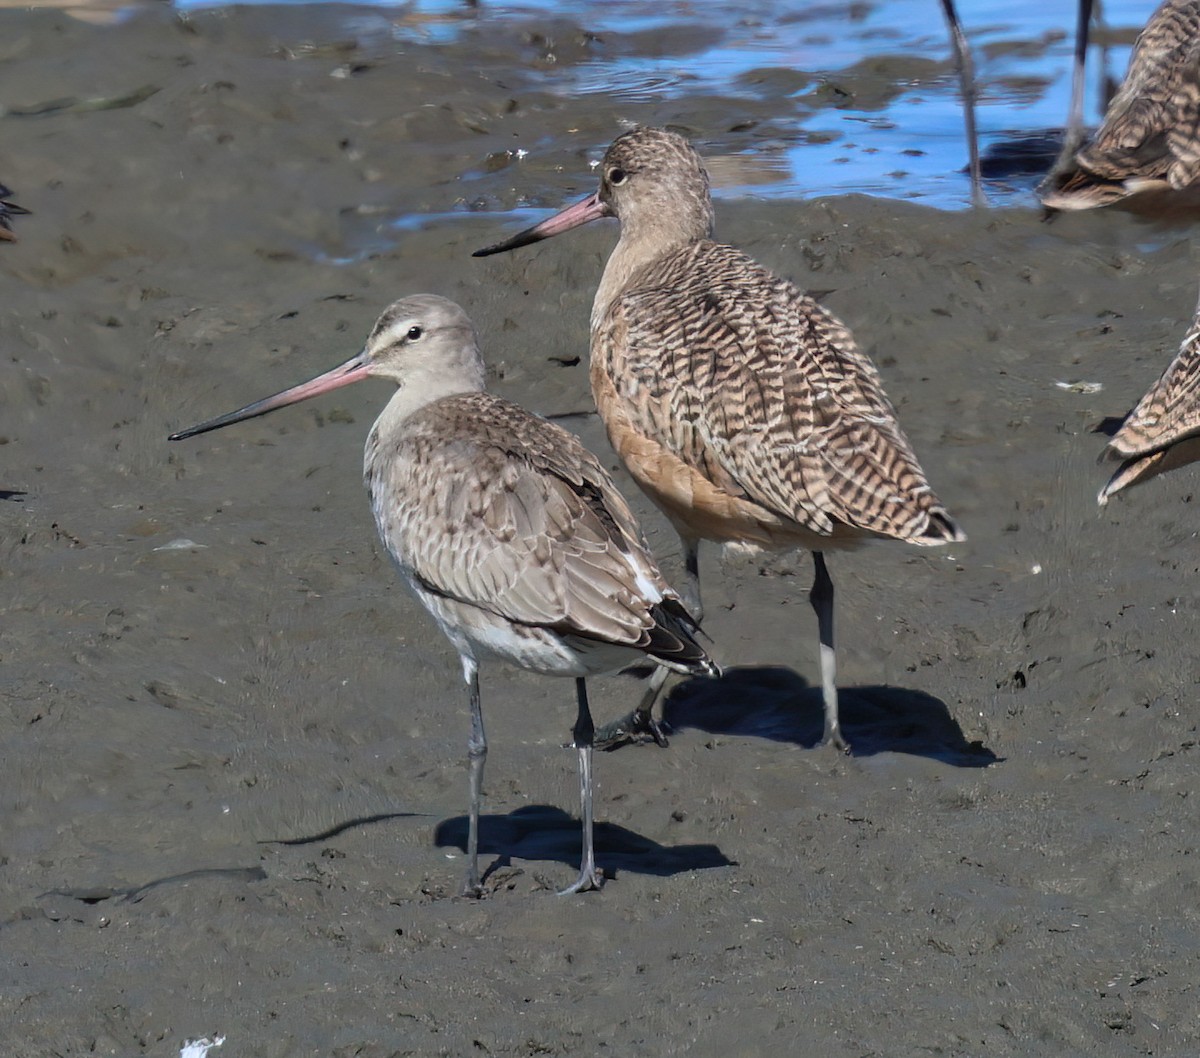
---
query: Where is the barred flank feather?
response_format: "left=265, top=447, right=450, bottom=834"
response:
left=1100, top=287, right=1200, bottom=503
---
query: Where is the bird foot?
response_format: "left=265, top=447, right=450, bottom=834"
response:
left=820, top=729, right=852, bottom=755
left=558, top=865, right=604, bottom=895
left=592, top=709, right=670, bottom=751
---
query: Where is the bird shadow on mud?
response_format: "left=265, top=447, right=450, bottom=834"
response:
left=434, top=805, right=735, bottom=883
left=662, top=666, right=999, bottom=767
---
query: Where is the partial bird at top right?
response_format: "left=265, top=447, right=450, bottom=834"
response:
left=1039, top=0, right=1200, bottom=211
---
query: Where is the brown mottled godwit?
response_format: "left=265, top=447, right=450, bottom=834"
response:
left=169, top=293, right=717, bottom=895
left=1040, top=0, right=1200, bottom=211
left=475, top=127, right=965, bottom=753
left=1100, top=286, right=1200, bottom=502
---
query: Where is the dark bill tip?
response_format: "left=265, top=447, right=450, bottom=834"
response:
left=472, top=191, right=609, bottom=258
left=168, top=351, right=370, bottom=442
left=168, top=395, right=287, bottom=442
left=472, top=228, right=548, bottom=258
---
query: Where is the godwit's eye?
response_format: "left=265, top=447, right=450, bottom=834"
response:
left=407, top=325, right=423, bottom=341
left=607, top=167, right=627, bottom=185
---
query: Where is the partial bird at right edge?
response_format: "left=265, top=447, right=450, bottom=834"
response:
left=1099, top=287, right=1200, bottom=503
left=1040, top=0, right=1200, bottom=212
left=475, top=126, right=965, bottom=754
left=0, top=184, right=29, bottom=242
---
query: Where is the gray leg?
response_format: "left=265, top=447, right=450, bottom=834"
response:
left=1043, top=0, right=1095, bottom=185
left=810, top=551, right=849, bottom=753
left=560, top=678, right=604, bottom=895
left=461, top=654, right=487, bottom=897
left=1095, top=0, right=1113, bottom=107
left=1065, top=0, right=1095, bottom=153
left=593, top=536, right=702, bottom=751
left=937, top=0, right=983, bottom=207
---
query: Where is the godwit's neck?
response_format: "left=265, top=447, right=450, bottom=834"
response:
left=591, top=209, right=713, bottom=331
left=366, top=361, right=486, bottom=467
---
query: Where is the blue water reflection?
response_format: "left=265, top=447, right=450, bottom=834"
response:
left=169, top=0, right=1153, bottom=209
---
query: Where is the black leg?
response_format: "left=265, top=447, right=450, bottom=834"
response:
left=683, top=536, right=702, bottom=618
left=810, top=551, right=849, bottom=752
left=592, top=666, right=672, bottom=751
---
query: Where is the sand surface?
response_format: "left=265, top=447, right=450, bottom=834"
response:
left=4, top=6, right=1200, bottom=1056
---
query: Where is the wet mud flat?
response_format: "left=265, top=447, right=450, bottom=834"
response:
left=4, top=6, right=1200, bottom=1056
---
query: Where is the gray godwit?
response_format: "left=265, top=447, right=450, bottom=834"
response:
left=475, top=127, right=965, bottom=752
left=169, top=294, right=716, bottom=896
left=1100, top=286, right=1200, bottom=502
left=0, top=183, right=28, bottom=242
left=1040, top=0, right=1200, bottom=211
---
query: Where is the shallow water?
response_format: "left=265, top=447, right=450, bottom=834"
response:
left=159, top=0, right=1152, bottom=210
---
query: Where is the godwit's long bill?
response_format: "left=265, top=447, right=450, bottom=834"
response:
left=475, top=127, right=965, bottom=752
left=170, top=294, right=717, bottom=895
left=1099, top=285, right=1200, bottom=503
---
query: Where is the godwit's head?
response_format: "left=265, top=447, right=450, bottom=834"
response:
left=168, top=295, right=484, bottom=442
left=361, top=294, right=483, bottom=391
left=473, top=126, right=714, bottom=259
left=598, top=127, right=713, bottom=242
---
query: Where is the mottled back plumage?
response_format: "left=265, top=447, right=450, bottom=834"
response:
left=1100, top=291, right=1200, bottom=502
left=595, top=238, right=962, bottom=549
left=582, top=128, right=963, bottom=553
left=365, top=389, right=711, bottom=674
left=1041, top=0, right=1200, bottom=210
